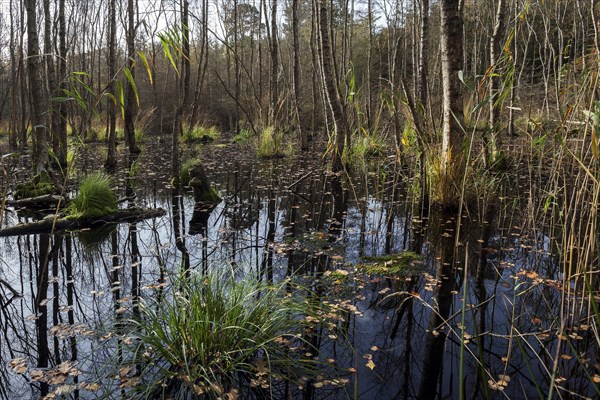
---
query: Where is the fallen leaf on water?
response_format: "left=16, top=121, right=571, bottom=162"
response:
left=498, top=375, right=511, bottom=387
left=8, top=358, right=28, bottom=374
left=49, top=372, right=67, bottom=385
left=31, top=370, right=44, bottom=381
left=79, top=382, right=100, bottom=392
left=525, top=271, right=539, bottom=279
left=119, top=377, right=141, bottom=388
left=55, top=385, right=75, bottom=395
left=488, top=379, right=502, bottom=391
left=463, top=332, right=473, bottom=344
left=58, top=361, right=75, bottom=375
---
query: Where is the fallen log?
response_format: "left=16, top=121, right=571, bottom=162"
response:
left=7, top=194, right=67, bottom=208
left=0, top=207, right=166, bottom=237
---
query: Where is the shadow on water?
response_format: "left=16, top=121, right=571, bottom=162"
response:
left=0, top=142, right=598, bottom=399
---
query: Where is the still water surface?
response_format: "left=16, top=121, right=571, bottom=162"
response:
left=0, top=142, right=596, bottom=399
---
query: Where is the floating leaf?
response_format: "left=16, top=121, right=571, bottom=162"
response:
left=8, top=358, right=28, bottom=374
left=366, top=359, right=376, bottom=370
left=119, top=377, right=141, bottom=388
left=80, top=382, right=100, bottom=392
left=31, top=370, right=44, bottom=381
left=55, top=384, right=75, bottom=395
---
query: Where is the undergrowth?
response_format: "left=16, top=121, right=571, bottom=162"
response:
left=69, top=172, right=117, bottom=218
left=125, top=269, right=325, bottom=398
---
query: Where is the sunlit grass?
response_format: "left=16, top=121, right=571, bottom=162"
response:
left=344, top=131, right=387, bottom=167
left=232, top=128, right=254, bottom=144
left=255, top=126, right=292, bottom=158
left=69, top=172, right=117, bottom=219
left=126, top=269, right=323, bottom=398
left=181, top=123, right=220, bottom=143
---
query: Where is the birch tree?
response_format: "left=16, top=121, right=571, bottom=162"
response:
left=440, top=0, right=464, bottom=178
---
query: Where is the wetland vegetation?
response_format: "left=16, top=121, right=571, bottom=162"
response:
left=0, top=0, right=599, bottom=399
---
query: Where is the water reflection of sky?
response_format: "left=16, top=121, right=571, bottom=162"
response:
left=0, top=151, right=597, bottom=399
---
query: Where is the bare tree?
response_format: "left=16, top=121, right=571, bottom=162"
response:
left=42, top=0, right=56, bottom=160
left=440, top=0, right=464, bottom=178
left=292, top=0, right=306, bottom=150
left=487, top=0, right=508, bottom=164
left=124, top=0, right=141, bottom=154
left=270, top=0, right=279, bottom=125
left=316, top=0, right=349, bottom=172
left=25, top=0, right=49, bottom=173
left=418, top=0, right=430, bottom=107
left=105, top=0, right=118, bottom=172
left=56, top=0, right=68, bottom=167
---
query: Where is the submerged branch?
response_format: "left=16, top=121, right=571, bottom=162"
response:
left=0, top=207, right=166, bottom=237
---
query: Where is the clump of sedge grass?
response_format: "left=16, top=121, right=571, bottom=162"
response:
left=127, top=270, right=323, bottom=398
left=232, top=128, right=254, bottom=144
left=179, top=158, right=201, bottom=187
left=182, top=123, right=220, bottom=143
left=345, top=131, right=387, bottom=165
left=425, top=146, right=501, bottom=210
left=256, top=126, right=290, bottom=158
left=69, top=172, right=117, bottom=219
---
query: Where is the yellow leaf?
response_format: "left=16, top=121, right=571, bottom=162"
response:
left=31, top=370, right=45, bottom=381
left=8, top=358, right=28, bottom=374
left=58, top=361, right=73, bottom=375
left=366, top=359, right=376, bottom=370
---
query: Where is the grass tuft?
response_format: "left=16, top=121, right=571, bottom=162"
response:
left=232, top=129, right=255, bottom=144
left=182, top=124, right=220, bottom=143
left=179, top=158, right=201, bottom=187
left=127, top=269, right=323, bottom=398
left=256, top=126, right=290, bottom=158
left=69, top=172, right=117, bottom=219
left=345, top=131, right=387, bottom=164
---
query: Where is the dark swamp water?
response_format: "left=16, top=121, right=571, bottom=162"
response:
left=0, top=140, right=598, bottom=399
